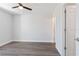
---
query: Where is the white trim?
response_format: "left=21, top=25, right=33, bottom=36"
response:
left=56, top=45, right=62, bottom=56
left=0, top=40, right=55, bottom=47
left=0, top=40, right=12, bottom=47
left=13, top=40, right=54, bottom=43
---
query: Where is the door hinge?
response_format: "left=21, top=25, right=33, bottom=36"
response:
left=64, top=9, right=66, bottom=13
left=64, top=29, right=66, bottom=31
left=64, top=47, right=67, bottom=50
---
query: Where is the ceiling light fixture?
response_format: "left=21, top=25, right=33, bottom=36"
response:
left=18, top=6, right=23, bottom=9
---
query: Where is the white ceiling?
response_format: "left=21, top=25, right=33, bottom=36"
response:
left=0, top=3, right=59, bottom=15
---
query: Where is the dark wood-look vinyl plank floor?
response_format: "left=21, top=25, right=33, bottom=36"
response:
left=0, top=42, right=60, bottom=56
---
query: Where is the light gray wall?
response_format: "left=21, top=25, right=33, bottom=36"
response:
left=0, top=8, right=13, bottom=46
left=13, top=15, right=21, bottom=41
left=20, top=14, right=52, bottom=42
left=13, top=13, right=53, bottom=42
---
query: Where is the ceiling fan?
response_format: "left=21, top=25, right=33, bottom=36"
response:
left=12, top=3, right=32, bottom=11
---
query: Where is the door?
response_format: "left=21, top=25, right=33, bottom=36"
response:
left=75, top=4, right=79, bottom=56
left=65, top=4, right=76, bottom=56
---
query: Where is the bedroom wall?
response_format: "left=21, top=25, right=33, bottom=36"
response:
left=13, top=15, right=21, bottom=41
left=0, top=8, right=13, bottom=46
left=20, top=14, right=52, bottom=42
left=13, top=13, right=53, bottom=42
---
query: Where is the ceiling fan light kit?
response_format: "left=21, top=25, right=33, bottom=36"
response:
left=18, top=6, right=23, bottom=9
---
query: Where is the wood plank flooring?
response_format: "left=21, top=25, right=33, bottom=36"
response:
left=0, top=42, right=60, bottom=56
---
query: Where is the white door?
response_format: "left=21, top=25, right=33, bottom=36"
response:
left=75, top=4, right=79, bottom=56
left=65, top=4, right=76, bottom=56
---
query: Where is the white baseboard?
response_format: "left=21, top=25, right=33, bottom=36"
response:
left=0, top=39, right=55, bottom=47
left=13, top=40, right=54, bottom=43
left=56, top=45, right=62, bottom=56
left=0, top=40, right=12, bottom=47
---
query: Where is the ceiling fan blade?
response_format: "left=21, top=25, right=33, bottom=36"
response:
left=18, top=3, right=23, bottom=6
left=23, top=6, right=32, bottom=10
left=12, top=6, right=19, bottom=8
